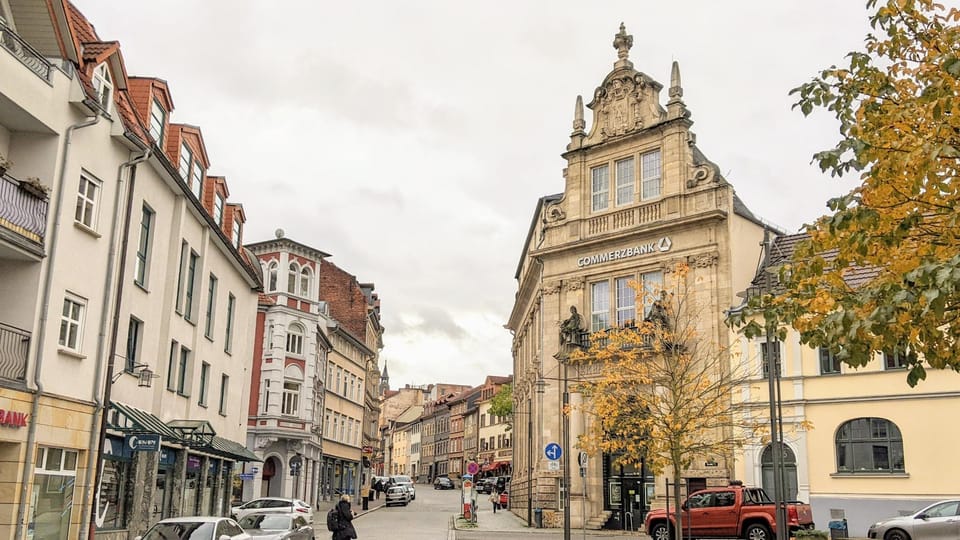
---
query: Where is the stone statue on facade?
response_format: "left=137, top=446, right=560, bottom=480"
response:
left=560, top=306, right=584, bottom=346
left=644, top=291, right=671, bottom=331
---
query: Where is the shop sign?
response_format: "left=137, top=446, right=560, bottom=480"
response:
left=187, top=455, right=202, bottom=470
left=0, top=408, right=28, bottom=428
left=125, top=433, right=161, bottom=452
left=577, top=236, right=673, bottom=268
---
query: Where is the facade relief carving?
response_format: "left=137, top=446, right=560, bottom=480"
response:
left=562, top=278, right=585, bottom=292
left=546, top=203, right=566, bottom=222
left=542, top=281, right=562, bottom=295
left=688, top=252, right=720, bottom=268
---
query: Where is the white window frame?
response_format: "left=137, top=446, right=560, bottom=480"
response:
left=615, top=157, right=635, bottom=206
left=299, top=266, right=311, bottom=297
left=266, top=262, right=278, bottom=292
left=92, top=62, right=113, bottom=110
left=232, top=218, right=241, bottom=249
left=591, top=164, right=609, bottom=212
left=178, top=143, right=193, bottom=179
left=286, top=324, right=304, bottom=356
left=287, top=262, right=298, bottom=294
left=590, top=281, right=610, bottom=331
left=191, top=164, right=204, bottom=200
left=615, top=276, right=636, bottom=327
left=213, top=192, right=224, bottom=226
left=282, top=381, right=300, bottom=416
left=149, top=98, right=165, bottom=143
left=640, top=149, right=662, bottom=200
left=59, top=293, right=86, bottom=352
left=75, top=173, right=101, bottom=230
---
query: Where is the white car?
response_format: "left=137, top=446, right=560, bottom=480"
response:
left=384, top=485, right=411, bottom=507
left=135, top=516, right=251, bottom=540
left=389, top=475, right=416, bottom=501
left=868, top=499, right=960, bottom=540
left=231, top=497, right=312, bottom=524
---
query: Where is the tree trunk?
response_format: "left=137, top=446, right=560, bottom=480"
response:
left=672, top=450, right=683, bottom=540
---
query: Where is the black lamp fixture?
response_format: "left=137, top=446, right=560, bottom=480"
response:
left=111, top=362, right=159, bottom=387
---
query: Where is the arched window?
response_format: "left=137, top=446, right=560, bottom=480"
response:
left=285, top=323, right=304, bottom=355
left=836, top=417, right=904, bottom=473
left=287, top=262, right=298, bottom=294
left=299, top=266, right=311, bottom=297
left=266, top=262, right=278, bottom=292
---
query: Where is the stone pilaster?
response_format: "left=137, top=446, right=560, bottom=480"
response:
left=197, top=455, right=209, bottom=515
left=128, top=449, right=159, bottom=538
left=168, top=450, right=188, bottom=517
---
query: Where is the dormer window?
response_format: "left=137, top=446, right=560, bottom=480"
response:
left=178, top=143, right=193, bottom=179
left=191, top=165, right=204, bottom=200
left=92, top=63, right=113, bottom=110
left=149, top=99, right=166, bottom=144
left=213, top=193, right=224, bottom=225
left=232, top=219, right=241, bottom=249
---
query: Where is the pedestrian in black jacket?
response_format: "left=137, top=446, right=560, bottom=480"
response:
left=333, top=494, right=358, bottom=540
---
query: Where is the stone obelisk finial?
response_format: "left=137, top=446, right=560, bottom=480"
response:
left=573, top=95, right=585, bottom=133
left=612, top=22, right=633, bottom=69
left=667, top=60, right=689, bottom=119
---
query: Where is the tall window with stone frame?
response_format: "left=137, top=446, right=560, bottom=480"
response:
left=183, top=250, right=199, bottom=321
left=590, top=281, right=611, bottom=330
left=176, top=345, right=191, bottom=396
left=640, top=149, right=662, bottom=200
left=198, top=362, right=210, bottom=406
left=591, top=164, right=610, bottom=212
left=615, top=277, right=635, bottom=327
left=125, top=317, right=142, bottom=372
left=224, top=293, right=236, bottom=353
left=266, top=262, right=278, bottom=292
left=299, top=266, right=311, bottom=296
left=819, top=347, right=841, bottom=374
left=286, top=324, right=304, bottom=355
left=282, top=381, right=300, bottom=416
left=287, top=262, right=298, bottom=294
left=218, top=374, right=229, bottom=415
left=615, top=157, right=635, bottom=206
left=204, top=274, right=217, bottom=339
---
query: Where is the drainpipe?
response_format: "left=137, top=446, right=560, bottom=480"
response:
left=79, top=144, right=150, bottom=540
left=15, top=112, right=100, bottom=540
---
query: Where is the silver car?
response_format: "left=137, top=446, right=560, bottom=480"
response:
left=868, top=499, right=960, bottom=540
left=135, top=516, right=251, bottom=540
left=385, top=485, right=411, bottom=506
left=237, top=513, right=313, bottom=539
left=232, top=497, right=312, bottom=525
left=389, top=475, right=416, bottom=501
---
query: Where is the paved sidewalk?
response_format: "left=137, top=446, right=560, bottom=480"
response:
left=452, top=505, right=649, bottom=537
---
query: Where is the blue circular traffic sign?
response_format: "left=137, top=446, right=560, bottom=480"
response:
left=544, top=442, right=562, bottom=461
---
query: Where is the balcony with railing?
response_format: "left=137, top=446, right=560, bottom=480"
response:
left=0, top=322, right=29, bottom=383
left=0, top=173, right=48, bottom=259
left=0, top=19, right=53, bottom=82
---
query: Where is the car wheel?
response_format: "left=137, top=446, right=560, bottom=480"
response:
left=650, top=521, right=672, bottom=540
left=885, top=530, right=911, bottom=540
left=745, top=523, right=772, bottom=540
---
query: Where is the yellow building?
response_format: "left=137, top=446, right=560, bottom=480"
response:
left=507, top=24, right=768, bottom=530
left=729, top=233, right=960, bottom=536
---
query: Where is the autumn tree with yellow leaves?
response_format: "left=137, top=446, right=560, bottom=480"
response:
left=569, top=264, right=762, bottom=537
left=740, top=0, right=960, bottom=386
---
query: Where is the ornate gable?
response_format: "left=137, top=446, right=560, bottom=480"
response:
left=583, top=24, right=667, bottom=145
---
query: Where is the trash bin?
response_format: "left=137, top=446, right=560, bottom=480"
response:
left=828, top=519, right=848, bottom=539
left=533, top=508, right=543, bottom=528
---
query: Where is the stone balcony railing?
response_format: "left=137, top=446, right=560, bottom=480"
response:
left=0, top=322, right=29, bottom=383
left=0, top=173, right=49, bottom=254
left=0, top=19, right=53, bottom=82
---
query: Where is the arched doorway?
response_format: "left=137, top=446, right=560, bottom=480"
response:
left=261, top=456, right=283, bottom=498
left=761, top=443, right=798, bottom=501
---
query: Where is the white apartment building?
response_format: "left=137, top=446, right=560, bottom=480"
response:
left=0, top=3, right=261, bottom=540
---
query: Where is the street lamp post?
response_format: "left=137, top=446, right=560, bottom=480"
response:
left=562, top=362, right=571, bottom=540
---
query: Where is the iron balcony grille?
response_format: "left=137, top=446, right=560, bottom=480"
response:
left=0, top=322, right=29, bottom=382
left=0, top=174, right=48, bottom=248
left=0, top=19, right=53, bottom=81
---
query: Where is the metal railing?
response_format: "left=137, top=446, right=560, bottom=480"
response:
left=0, top=174, right=49, bottom=246
left=0, top=19, right=53, bottom=81
left=0, top=322, right=30, bottom=382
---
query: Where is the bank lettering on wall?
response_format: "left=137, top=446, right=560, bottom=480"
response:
left=0, top=409, right=28, bottom=428
left=577, top=236, right=673, bottom=268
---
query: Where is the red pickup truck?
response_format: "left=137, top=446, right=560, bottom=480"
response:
left=644, top=483, right=814, bottom=540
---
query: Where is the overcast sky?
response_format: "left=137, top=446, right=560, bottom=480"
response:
left=79, top=1, right=871, bottom=388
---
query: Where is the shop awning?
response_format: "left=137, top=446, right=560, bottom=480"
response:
left=167, top=419, right=216, bottom=448
left=108, top=401, right=181, bottom=440
left=210, top=436, right=262, bottom=462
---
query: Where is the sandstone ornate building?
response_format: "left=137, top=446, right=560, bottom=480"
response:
left=507, top=24, right=769, bottom=529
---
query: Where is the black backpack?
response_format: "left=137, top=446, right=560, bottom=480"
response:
left=326, top=507, right=340, bottom=532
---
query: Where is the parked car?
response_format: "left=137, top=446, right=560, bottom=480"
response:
left=644, top=482, right=814, bottom=540
left=231, top=497, right=312, bottom=524
left=389, top=475, right=416, bottom=500
left=385, top=485, right=411, bottom=506
left=868, top=499, right=960, bottom=540
left=434, top=476, right=455, bottom=490
left=135, top=516, right=251, bottom=540
left=236, top=512, right=312, bottom=540
left=476, top=478, right=496, bottom=494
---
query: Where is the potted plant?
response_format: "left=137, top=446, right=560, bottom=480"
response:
left=21, top=177, right=50, bottom=198
left=0, top=153, right=11, bottom=176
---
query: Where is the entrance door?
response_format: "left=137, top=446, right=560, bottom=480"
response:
left=761, top=443, right=798, bottom=501
left=152, top=469, right=170, bottom=519
left=261, top=457, right=281, bottom=497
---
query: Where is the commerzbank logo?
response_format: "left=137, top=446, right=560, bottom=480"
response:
left=577, top=236, right=672, bottom=268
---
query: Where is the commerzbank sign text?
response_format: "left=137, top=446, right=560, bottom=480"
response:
left=577, top=237, right=673, bottom=268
